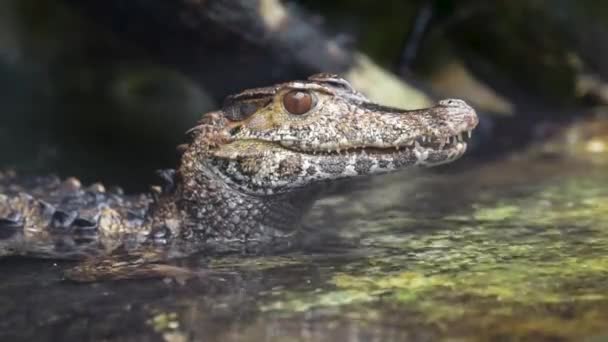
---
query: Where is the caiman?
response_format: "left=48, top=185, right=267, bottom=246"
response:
left=0, top=74, right=478, bottom=281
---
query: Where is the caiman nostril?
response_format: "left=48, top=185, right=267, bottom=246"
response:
left=438, top=99, right=469, bottom=108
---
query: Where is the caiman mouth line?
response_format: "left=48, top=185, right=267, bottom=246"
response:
left=275, top=129, right=474, bottom=156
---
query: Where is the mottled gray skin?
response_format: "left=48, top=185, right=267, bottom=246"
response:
left=0, top=74, right=478, bottom=260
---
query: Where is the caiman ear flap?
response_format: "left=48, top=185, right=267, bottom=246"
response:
left=222, top=86, right=276, bottom=121
left=222, top=97, right=272, bottom=121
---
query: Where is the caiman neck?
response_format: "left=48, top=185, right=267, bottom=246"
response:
left=151, top=143, right=319, bottom=247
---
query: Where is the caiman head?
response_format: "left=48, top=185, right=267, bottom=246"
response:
left=185, top=74, right=478, bottom=196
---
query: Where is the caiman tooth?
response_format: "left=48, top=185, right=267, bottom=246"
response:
left=467, top=130, right=472, bottom=139
left=439, top=138, right=446, bottom=150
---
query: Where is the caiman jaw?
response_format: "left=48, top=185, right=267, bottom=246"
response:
left=272, top=97, right=478, bottom=168
left=197, top=74, right=479, bottom=195
left=278, top=128, right=473, bottom=161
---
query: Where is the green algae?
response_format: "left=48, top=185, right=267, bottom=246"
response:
left=472, top=205, right=520, bottom=222
left=258, top=161, right=608, bottom=340
left=147, top=311, right=180, bottom=333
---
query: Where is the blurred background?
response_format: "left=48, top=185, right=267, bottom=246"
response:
left=1, top=0, right=608, bottom=190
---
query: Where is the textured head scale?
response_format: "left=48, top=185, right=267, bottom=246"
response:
left=187, top=74, right=478, bottom=195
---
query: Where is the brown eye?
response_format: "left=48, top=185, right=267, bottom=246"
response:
left=283, top=90, right=313, bottom=115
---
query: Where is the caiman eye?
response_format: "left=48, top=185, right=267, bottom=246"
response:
left=283, top=90, right=313, bottom=115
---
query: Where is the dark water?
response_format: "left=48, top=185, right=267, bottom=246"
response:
left=2, top=153, right=608, bottom=341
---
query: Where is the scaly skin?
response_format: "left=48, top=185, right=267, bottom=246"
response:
left=0, top=74, right=478, bottom=263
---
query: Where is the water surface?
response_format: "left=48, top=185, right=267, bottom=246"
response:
left=2, top=152, right=608, bottom=341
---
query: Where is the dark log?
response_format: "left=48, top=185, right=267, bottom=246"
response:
left=64, top=0, right=354, bottom=98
